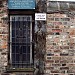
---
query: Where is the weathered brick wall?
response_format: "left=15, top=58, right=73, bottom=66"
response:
left=0, top=0, right=8, bottom=74
left=45, top=13, right=75, bottom=75
left=1, top=0, right=75, bottom=75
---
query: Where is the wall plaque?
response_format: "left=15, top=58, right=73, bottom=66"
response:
left=8, top=0, right=35, bottom=9
left=35, top=13, right=46, bottom=21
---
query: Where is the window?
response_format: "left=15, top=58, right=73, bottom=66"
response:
left=10, top=16, right=32, bottom=68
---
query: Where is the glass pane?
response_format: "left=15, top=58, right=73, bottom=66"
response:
left=27, top=46, right=30, bottom=53
left=16, top=30, right=19, bottom=37
left=16, top=38, right=19, bottom=43
left=27, top=21, right=30, bottom=29
left=23, top=30, right=26, bottom=38
left=16, top=21, right=20, bottom=29
left=27, top=30, right=30, bottom=37
left=19, top=30, right=23, bottom=37
left=23, top=46, right=26, bottom=53
left=23, top=21, right=27, bottom=29
left=12, top=64, right=15, bottom=68
left=15, top=54, right=19, bottom=63
left=12, top=30, right=15, bottom=37
left=27, top=38, right=30, bottom=43
left=23, top=38, right=26, bottom=43
left=26, top=54, right=30, bottom=62
left=27, top=17, right=30, bottom=21
left=12, top=54, right=15, bottom=63
left=16, top=45, right=19, bottom=53
left=12, top=45, right=15, bottom=53
left=19, top=38, right=23, bottom=43
left=20, top=21, right=23, bottom=29
left=19, top=46, right=23, bottom=54
left=22, top=54, right=26, bottom=63
left=47, top=2, right=58, bottom=12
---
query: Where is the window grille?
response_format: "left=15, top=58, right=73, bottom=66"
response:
left=10, top=16, right=32, bottom=68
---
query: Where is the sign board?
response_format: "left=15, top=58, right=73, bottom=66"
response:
left=8, top=0, right=35, bottom=9
left=35, top=13, right=46, bottom=21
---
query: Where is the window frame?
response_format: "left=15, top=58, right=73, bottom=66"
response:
left=9, top=15, right=33, bottom=68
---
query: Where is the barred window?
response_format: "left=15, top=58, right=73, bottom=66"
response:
left=10, top=16, right=32, bottom=68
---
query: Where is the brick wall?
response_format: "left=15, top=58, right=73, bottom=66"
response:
left=45, top=13, right=75, bottom=75
left=0, top=1, right=34, bottom=75
left=1, top=0, right=75, bottom=75
left=0, top=0, right=8, bottom=74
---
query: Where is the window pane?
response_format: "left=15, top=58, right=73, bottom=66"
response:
left=12, top=30, right=15, bottom=37
left=26, top=54, right=30, bottom=62
left=22, top=54, right=26, bottom=63
left=12, top=54, right=15, bottom=63
left=27, top=46, right=30, bottom=53
left=23, top=46, right=26, bottom=53
left=16, top=21, right=20, bottom=29
left=23, top=38, right=26, bottom=43
left=16, top=30, right=20, bottom=37
left=19, top=46, right=23, bottom=54
left=16, top=45, right=19, bottom=53
left=27, top=38, right=30, bottom=43
left=15, top=54, right=19, bottom=63
left=12, top=45, right=15, bottom=53
left=23, top=21, right=27, bottom=29
left=12, top=38, right=15, bottom=42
